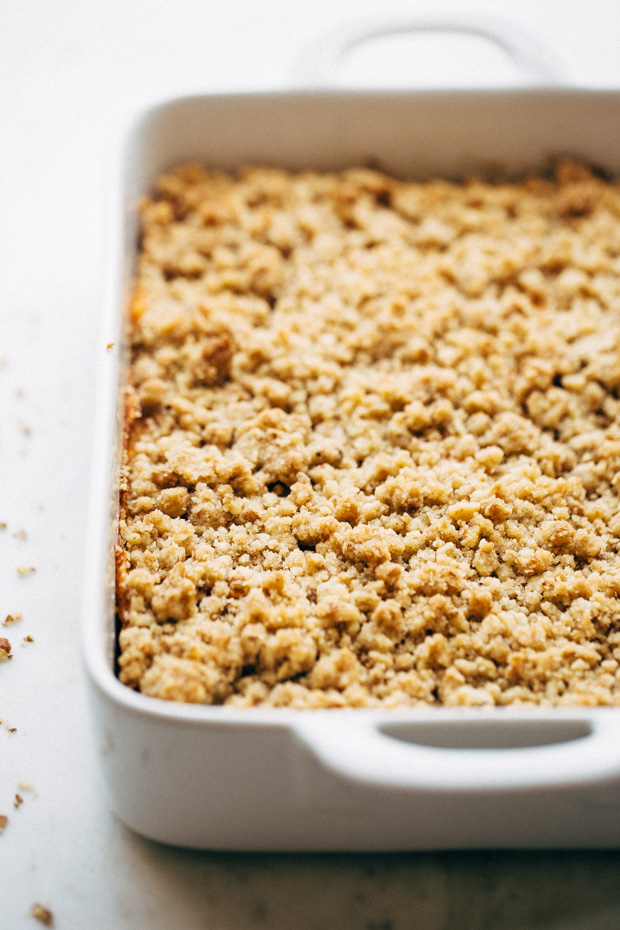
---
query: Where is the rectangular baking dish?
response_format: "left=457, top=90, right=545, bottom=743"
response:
left=84, top=24, right=620, bottom=849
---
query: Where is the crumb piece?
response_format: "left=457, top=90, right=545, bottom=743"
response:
left=14, top=793, right=23, bottom=809
left=31, top=904, right=54, bottom=926
left=0, top=815, right=7, bottom=833
left=17, top=566, right=36, bottom=576
left=8, top=728, right=17, bottom=733
left=18, top=422, right=31, bottom=436
left=13, top=529, right=27, bottom=541
left=0, top=638, right=11, bottom=660
left=22, top=635, right=34, bottom=644
left=3, top=613, right=22, bottom=626
left=0, top=522, right=6, bottom=530
left=514, top=547, right=553, bottom=576
left=106, top=342, right=114, bottom=350
left=557, top=182, right=596, bottom=217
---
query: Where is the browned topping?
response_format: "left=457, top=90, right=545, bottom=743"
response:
left=31, top=904, right=54, bottom=926
left=0, top=814, right=8, bottom=834
left=117, top=161, right=620, bottom=708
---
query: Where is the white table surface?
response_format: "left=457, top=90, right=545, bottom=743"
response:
left=2, top=1, right=620, bottom=927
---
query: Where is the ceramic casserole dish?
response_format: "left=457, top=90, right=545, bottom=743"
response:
left=83, top=16, right=620, bottom=849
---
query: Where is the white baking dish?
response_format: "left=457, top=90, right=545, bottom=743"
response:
left=83, top=18, right=620, bottom=849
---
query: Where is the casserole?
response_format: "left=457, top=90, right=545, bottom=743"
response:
left=84, top=16, right=620, bottom=849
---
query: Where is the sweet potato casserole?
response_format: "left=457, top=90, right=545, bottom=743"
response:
left=116, top=160, right=620, bottom=707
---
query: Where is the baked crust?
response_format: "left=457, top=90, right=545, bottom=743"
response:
left=117, top=162, right=620, bottom=707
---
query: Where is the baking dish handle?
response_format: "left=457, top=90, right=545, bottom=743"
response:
left=292, top=13, right=564, bottom=89
left=296, top=713, right=620, bottom=793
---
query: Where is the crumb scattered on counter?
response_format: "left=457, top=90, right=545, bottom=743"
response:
left=106, top=342, right=115, bottom=350
left=22, top=635, right=34, bottom=644
left=19, top=422, right=31, bottom=436
left=13, top=794, right=23, bottom=809
left=3, top=613, right=22, bottom=626
left=0, top=638, right=12, bottom=660
left=31, top=904, right=54, bottom=926
left=17, top=566, right=35, bottom=576
left=0, top=522, right=6, bottom=530
left=13, top=529, right=27, bottom=541
left=0, top=815, right=8, bottom=834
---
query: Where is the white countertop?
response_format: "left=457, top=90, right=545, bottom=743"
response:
left=2, top=1, right=620, bottom=926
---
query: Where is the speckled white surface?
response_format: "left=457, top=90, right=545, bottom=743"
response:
left=2, top=1, right=620, bottom=926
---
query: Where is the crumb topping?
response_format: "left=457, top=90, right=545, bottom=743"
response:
left=117, top=162, right=620, bottom=707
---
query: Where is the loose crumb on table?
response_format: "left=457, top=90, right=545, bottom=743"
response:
left=117, top=160, right=620, bottom=708
left=30, top=904, right=53, bottom=926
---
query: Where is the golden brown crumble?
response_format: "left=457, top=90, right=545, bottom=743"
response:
left=117, top=161, right=620, bottom=708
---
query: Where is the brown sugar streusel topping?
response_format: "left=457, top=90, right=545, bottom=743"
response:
left=117, top=160, right=620, bottom=708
